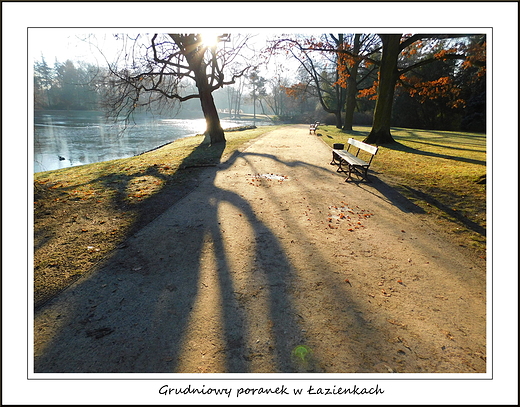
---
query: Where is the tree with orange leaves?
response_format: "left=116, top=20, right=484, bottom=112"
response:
left=336, top=34, right=380, bottom=131
left=362, top=34, right=485, bottom=144
left=269, top=34, right=379, bottom=129
left=270, top=33, right=485, bottom=140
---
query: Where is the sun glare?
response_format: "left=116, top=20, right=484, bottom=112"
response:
left=201, top=34, right=220, bottom=48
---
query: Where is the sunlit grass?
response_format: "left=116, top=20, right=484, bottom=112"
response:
left=319, top=125, right=486, bottom=257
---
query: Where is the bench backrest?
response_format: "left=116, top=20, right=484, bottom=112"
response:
left=347, top=138, right=378, bottom=155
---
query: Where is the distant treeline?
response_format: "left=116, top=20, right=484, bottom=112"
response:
left=34, top=58, right=103, bottom=110
left=34, top=54, right=485, bottom=133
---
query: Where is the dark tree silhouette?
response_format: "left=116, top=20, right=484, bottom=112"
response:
left=101, top=33, right=255, bottom=145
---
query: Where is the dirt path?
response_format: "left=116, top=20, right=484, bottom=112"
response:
left=34, top=125, right=486, bottom=373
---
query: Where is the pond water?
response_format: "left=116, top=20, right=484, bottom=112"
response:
left=33, top=110, right=269, bottom=173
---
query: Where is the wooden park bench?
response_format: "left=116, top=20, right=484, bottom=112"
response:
left=309, top=121, right=320, bottom=134
left=330, top=138, right=378, bottom=182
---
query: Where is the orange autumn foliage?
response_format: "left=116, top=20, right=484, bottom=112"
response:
left=283, top=82, right=308, bottom=98
left=407, top=76, right=464, bottom=107
left=358, top=83, right=378, bottom=100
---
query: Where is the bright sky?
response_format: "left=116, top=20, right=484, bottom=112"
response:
left=29, top=29, right=299, bottom=82
left=30, top=30, right=124, bottom=63
left=29, top=29, right=276, bottom=64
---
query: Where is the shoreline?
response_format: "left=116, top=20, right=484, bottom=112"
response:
left=34, top=124, right=263, bottom=174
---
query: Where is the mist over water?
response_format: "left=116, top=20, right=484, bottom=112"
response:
left=33, top=110, right=269, bottom=173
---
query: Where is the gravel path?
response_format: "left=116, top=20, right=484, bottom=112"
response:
left=34, top=125, right=486, bottom=373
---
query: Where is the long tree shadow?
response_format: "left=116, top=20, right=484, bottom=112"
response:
left=347, top=172, right=427, bottom=214
left=205, top=185, right=306, bottom=372
left=34, top=142, right=227, bottom=372
left=395, top=127, right=486, bottom=143
left=33, top=141, right=231, bottom=309
left=400, top=185, right=486, bottom=236
left=35, top=134, right=449, bottom=373
left=396, top=138, right=486, bottom=154
left=350, top=169, right=485, bottom=236
left=383, top=140, right=486, bottom=166
left=33, top=142, right=334, bottom=373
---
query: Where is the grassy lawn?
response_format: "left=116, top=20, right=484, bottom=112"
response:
left=318, top=125, right=486, bottom=258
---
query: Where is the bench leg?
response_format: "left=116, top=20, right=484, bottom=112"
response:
left=336, top=158, right=347, bottom=174
left=345, top=164, right=355, bottom=181
left=330, top=151, right=339, bottom=166
left=333, top=157, right=372, bottom=182
left=359, top=166, right=371, bottom=182
left=363, top=167, right=370, bottom=182
left=343, top=165, right=371, bottom=182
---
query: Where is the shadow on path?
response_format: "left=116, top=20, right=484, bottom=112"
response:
left=35, top=129, right=458, bottom=373
left=34, top=141, right=333, bottom=373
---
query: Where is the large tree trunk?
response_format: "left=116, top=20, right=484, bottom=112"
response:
left=192, top=54, right=225, bottom=145
left=342, top=60, right=360, bottom=131
left=334, top=110, right=343, bottom=129
left=170, top=34, right=225, bottom=145
left=364, top=34, right=402, bottom=145
left=343, top=34, right=361, bottom=132
left=199, top=85, right=225, bottom=144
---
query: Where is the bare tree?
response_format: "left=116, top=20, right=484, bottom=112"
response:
left=269, top=35, right=346, bottom=128
left=100, top=33, right=255, bottom=144
left=269, top=34, right=379, bottom=129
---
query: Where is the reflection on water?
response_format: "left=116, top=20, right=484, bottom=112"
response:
left=33, top=110, right=267, bottom=173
